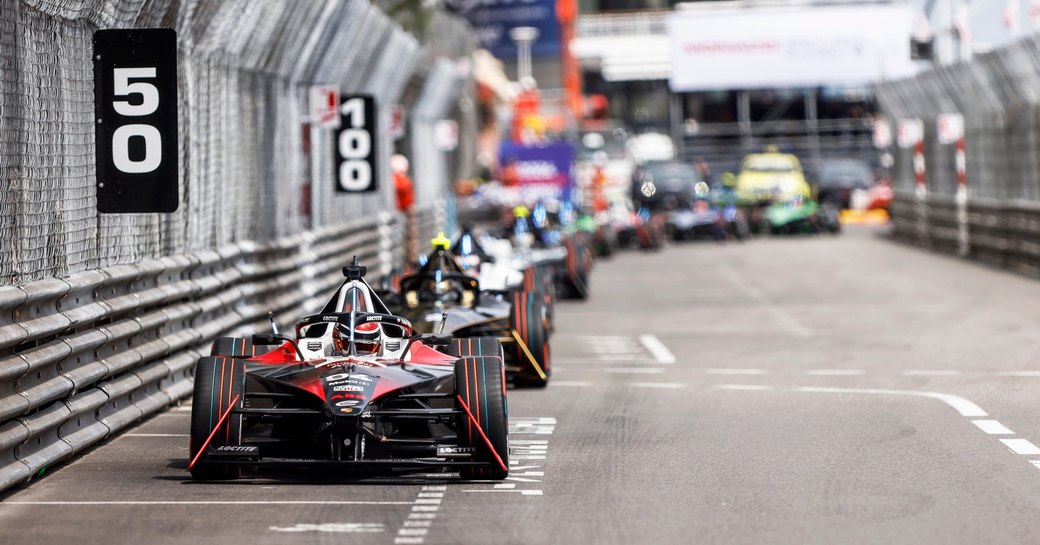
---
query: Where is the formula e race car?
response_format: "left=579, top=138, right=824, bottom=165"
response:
left=383, top=235, right=553, bottom=388
left=187, top=259, right=509, bottom=481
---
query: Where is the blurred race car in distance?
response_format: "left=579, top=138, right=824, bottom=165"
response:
left=735, top=147, right=812, bottom=206
left=815, top=158, right=874, bottom=210
left=188, top=258, right=510, bottom=481
left=667, top=184, right=749, bottom=241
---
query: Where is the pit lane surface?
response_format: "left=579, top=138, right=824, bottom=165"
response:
left=6, top=227, right=1040, bottom=544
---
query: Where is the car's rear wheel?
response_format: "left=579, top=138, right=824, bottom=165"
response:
left=189, top=357, right=246, bottom=480
left=510, top=291, right=550, bottom=388
left=454, top=356, right=509, bottom=480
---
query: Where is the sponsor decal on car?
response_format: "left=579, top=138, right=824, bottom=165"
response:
left=326, top=373, right=373, bottom=382
left=330, top=393, right=364, bottom=400
left=339, top=407, right=355, bottom=414
left=385, top=341, right=401, bottom=351
left=334, top=385, right=364, bottom=392
left=215, top=445, right=258, bottom=453
left=335, top=400, right=360, bottom=407
left=436, top=446, right=476, bottom=455
left=307, top=341, right=323, bottom=351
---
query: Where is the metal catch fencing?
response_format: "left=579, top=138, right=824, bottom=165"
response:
left=877, top=33, right=1040, bottom=271
left=2, top=0, right=465, bottom=285
left=0, top=213, right=398, bottom=492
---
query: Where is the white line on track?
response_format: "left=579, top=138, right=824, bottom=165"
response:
left=806, top=370, right=865, bottom=376
left=713, top=384, right=774, bottom=391
left=638, top=334, right=676, bottom=364
left=3, top=501, right=415, bottom=506
left=706, top=368, right=766, bottom=375
left=461, top=489, right=543, bottom=495
left=270, top=523, right=385, bottom=533
left=630, top=382, right=685, bottom=389
left=792, top=387, right=988, bottom=417
left=974, top=420, right=1015, bottom=435
left=604, top=368, right=664, bottom=374
left=999, top=371, right=1040, bottom=377
left=1001, top=439, right=1040, bottom=455
left=902, top=370, right=962, bottom=376
left=394, top=485, right=445, bottom=545
left=550, top=381, right=593, bottom=387
left=720, top=385, right=1040, bottom=474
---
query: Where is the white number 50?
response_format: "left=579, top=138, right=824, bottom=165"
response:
left=111, top=67, right=162, bottom=174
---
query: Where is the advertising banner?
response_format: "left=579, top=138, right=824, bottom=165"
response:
left=444, top=0, right=560, bottom=59
left=668, top=4, right=916, bottom=91
left=500, top=142, right=574, bottom=202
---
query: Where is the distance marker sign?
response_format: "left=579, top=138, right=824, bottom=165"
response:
left=93, top=28, right=179, bottom=213
left=334, top=95, right=377, bottom=193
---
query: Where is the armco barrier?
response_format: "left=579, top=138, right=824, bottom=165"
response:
left=890, top=192, right=1040, bottom=277
left=0, top=215, right=395, bottom=492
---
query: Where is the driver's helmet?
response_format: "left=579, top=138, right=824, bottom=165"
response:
left=335, top=321, right=382, bottom=356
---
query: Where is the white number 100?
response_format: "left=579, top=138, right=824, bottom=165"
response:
left=111, top=67, right=162, bottom=174
left=338, top=97, right=373, bottom=191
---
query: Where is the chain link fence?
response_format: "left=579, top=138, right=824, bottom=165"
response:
left=2, top=0, right=468, bottom=285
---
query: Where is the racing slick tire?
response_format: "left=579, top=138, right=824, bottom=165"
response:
left=210, top=337, right=256, bottom=358
left=454, top=356, right=510, bottom=480
left=524, top=266, right=556, bottom=333
left=449, top=336, right=506, bottom=362
left=189, top=357, right=246, bottom=480
left=562, top=235, right=591, bottom=300
left=510, top=291, right=551, bottom=388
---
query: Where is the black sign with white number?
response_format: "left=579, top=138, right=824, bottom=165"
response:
left=93, top=28, right=179, bottom=213
left=334, top=95, right=377, bottom=193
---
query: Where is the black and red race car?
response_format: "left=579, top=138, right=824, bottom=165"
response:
left=187, top=259, right=509, bottom=481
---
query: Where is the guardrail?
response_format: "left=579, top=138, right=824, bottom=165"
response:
left=889, top=192, right=1040, bottom=277
left=0, top=213, right=399, bottom=492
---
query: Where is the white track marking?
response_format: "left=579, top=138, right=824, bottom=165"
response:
left=793, top=387, right=988, bottom=417
left=494, top=483, right=516, bottom=489
left=394, top=485, right=444, bottom=545
left=550, top=381, right=593, bottom=387
left=973, top=420, right=1015, bottom=435
left=902, top=370, right=962, bottom=376
left=604, top=368, right=664, bottom=374
left=630, top=382, right=685, bottom=389
left=999, top=371, right=1040, bottom=377
left=1001, top=439, right=1040, bottom=455
left=638, top=334, right=676, bottom=364
left=4, top=501, right=414, bottom=506
left=706, top=368, right=766, bottom=375
left=719, top=265, right=812, bottom=338
left=722, top=385, right=1040, bottom=473
left=713, top=384, right=774, bottom=391
left=806, top=370, right=865, bottom=376
left=270, top=523, right=384, bottom=533
left=462, top=489, right=543, bottom=495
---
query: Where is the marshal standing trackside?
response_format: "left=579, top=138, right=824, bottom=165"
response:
left=93, top=28, right=179, bottom=213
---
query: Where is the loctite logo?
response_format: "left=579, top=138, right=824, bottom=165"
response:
left=215, top=445, right=256, bottom=453
left=436, top=446, right=476, bottom=455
